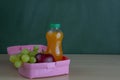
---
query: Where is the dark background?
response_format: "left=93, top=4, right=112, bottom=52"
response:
left=0, top=0, right=120, bottom=54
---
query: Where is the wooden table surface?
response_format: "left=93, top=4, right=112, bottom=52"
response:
left=0, top=54, right=120, bottom=80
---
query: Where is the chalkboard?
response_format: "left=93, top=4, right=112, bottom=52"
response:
left=0, top=0, right=120, bottom=54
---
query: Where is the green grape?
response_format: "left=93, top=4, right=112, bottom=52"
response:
left=29, top=52, right=36, bottom=57
left=16, top=54, right=22, bottom=60
left=29, top=50, right=38, bottom=57
left=33, top=45, right=39, bottom=51
left=21, top=54, right=30, bottom=62
left=33, top=51, right=38, bottom=55
left=14, top=60, right=22, bottom=68
left=21, top=49, right=29, bottom=55
left=9, top=55, right=17, bottom=63
left=29, top=57, right=36, bottom=63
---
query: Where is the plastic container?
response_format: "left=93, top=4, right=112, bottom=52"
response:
left=7, top=45, right=70, bottom=79
left=46, top=24, right=64, bottom=61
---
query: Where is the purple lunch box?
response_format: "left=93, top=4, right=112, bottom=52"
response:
left=7, top=45, right=70, bottom=79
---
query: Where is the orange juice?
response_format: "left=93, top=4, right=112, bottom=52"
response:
left=46, top=24, right=63, bottom=61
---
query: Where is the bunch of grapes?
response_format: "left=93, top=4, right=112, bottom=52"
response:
left=9, top=46, right=39, bottom=68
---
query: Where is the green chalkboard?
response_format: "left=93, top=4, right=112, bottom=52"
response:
left=0, top=0, right=120, bottom=54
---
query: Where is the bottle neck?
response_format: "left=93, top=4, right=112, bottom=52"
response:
left=50, top=27, right=61, bottom=32
left=51, top=27, right=59, bottom=30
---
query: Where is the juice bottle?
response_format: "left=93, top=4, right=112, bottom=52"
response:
left=46, top=24, right=64, bottom=61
